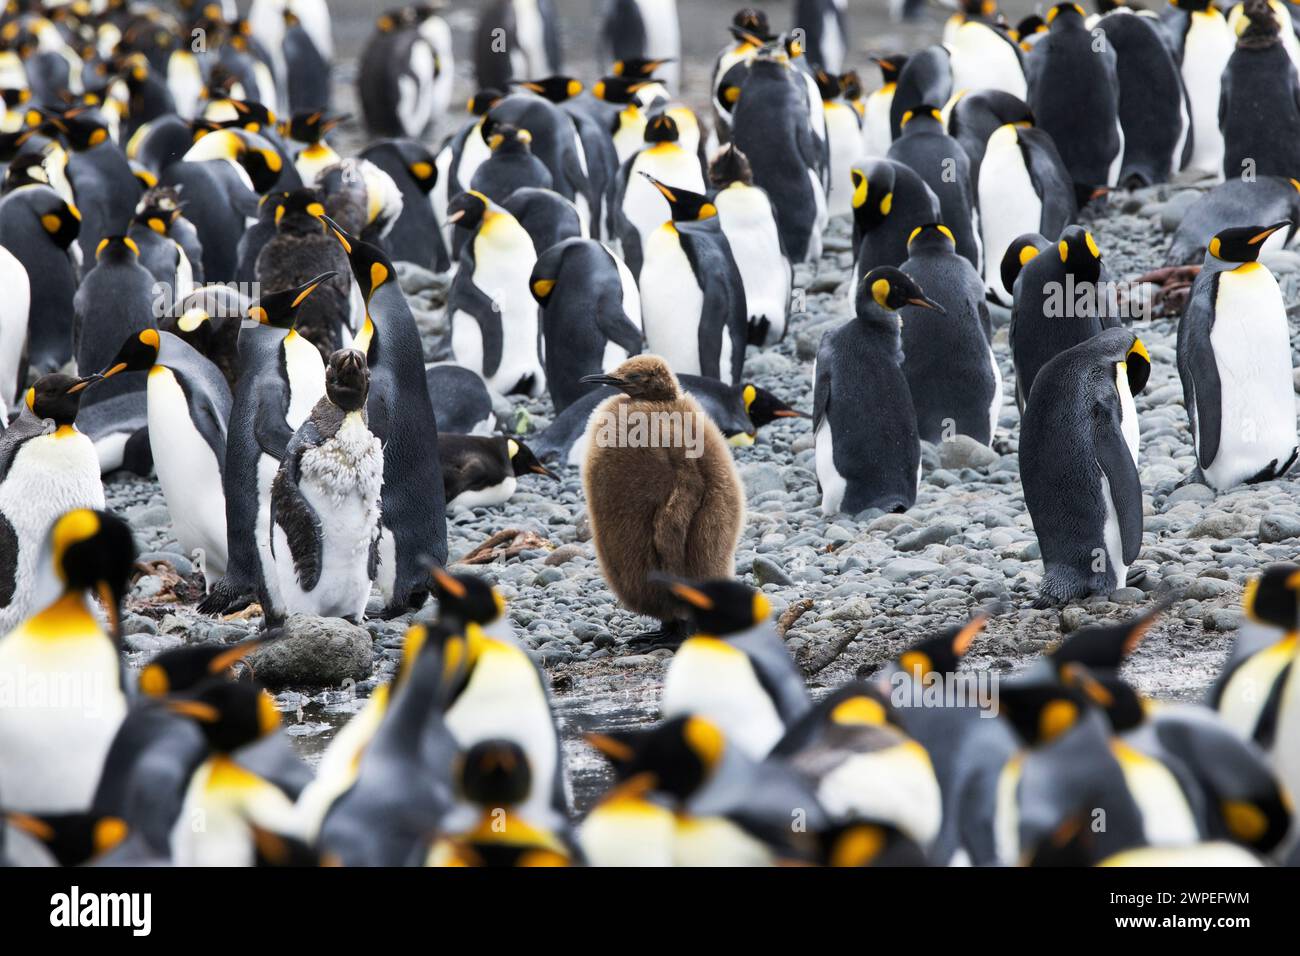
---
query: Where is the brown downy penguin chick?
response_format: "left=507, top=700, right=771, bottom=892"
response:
left=580, top=355, right=745, bottom=644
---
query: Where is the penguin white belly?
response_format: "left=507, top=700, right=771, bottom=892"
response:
left=947, top=24, right=1026, bottom=98
left=607, top=242, right=643, bottom=332
left=824, top=103, right=864, bottom=220
left=445, top=649, right=559, bottom=827
left=624, top=148, right=705, bottom=246
left=167, top=51, right=203, bottom=120
left=147, top=368, right=227, bottom=583
left=0, top=248, right=30, bottom=408
left=580, top=799, right=676, bottom=866
left=993, top=755, right=1023, bottom=865
left=661, top=643, right=785, bottom=759
left=0, top=624, right=125, bottom=813
left=1202, top=266, right=1297, bottom=490
left=986, top=345, right=1004, bottom=443
left=421, top=16, right=454, bottom=116
left=1271, top=665, right=1300, bottom=806
left=673, top=816, right=772, bottom=866
left=0, top=432, right=104, bottom=634
left=398, top=40, right=436, bottom=137
left=375, top=527, right=397, bottom=605
left=467, top=222, right=545, bottom=396
left=256, top=454, right=284, bottom=613
left=170, top=756, right=299, bottom=866
left=815, top=745, right=942, bottom=847
left=512, top=0, right=549, bottom=75
left=717, top=185, right=791, bottom=343
left=636, top=0, right=682, bottom=90
left=283, top=332, right=326, bottom=428
left=1112, top=742, right=1201, bottom=847
left=640, top=226, right=704, bottom=376
left=815, top=417, right=847, bottom=515
left=862, top=89, right=894, bottom=157
left=446, top=475, right=516, bottom=512
left=1182, top=14, right=1234, bottom=178
left=433, top=144, right=453, bottom=232
left=820, top=3, right=847, bottom=74
left=1099, top=473, right=1128, bottom=590
left=457, top=130, right=491, bottom=198
left=451, top=310, right=485, bottom=376
left=805, top=169, right=828, bottom=262
left=979, top=126, right=1040, bottom=302
left=1216, top=636, right=1295, bottom=738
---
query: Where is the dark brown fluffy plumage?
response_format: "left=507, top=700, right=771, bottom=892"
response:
left=582, top=356, right=745, bottom=623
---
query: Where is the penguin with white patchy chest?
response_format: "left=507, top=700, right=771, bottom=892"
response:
left=440, top=434, right=558, bottom=511
left=271, top=348, right=383, bottom=623
left=469, top=123, right=553, bottom=204
left=660, top=577, right=811, bottom=759
left=888, top=106, right=981, bottom=269
left=1011, top=225, right=1120, bottom=412
left=96, top=328, right=231, bottom=589
left=815, top=268, right=941, bottom=516
left=601, top=0, right=682, bottom=91
left=501, top=186, right=583, bottom=254
left=1166, top=176, right=1300, bottom=265
left=197, top=275, right=331, bottom=619
left=357, top=8, right=438, bottom=139
left=978, top=121, right=1077, bottom=303
left=320, top=214, right=449, bottom=615
left=359, top=137, right=450, bottom=273
left=611, top=112, right=705, bottom=276
left=1095, top=7, right=1192, bottom=189
left=849, top=157, right=940, bottom=285
left=861, top=54, right=906, bottom=157
left=529, top=236, right=643, bottom=412
left=1221, top=0, right=1300, bottom=182
left=637, top=175, right=747, bottom=385
left=1025, top=3, right=1123, bottom=205
left=425, top=363, right=497, bottom=436
left=794, top=0, right=849, bottom=73
left=729, top=42, right=827, bottom=263
left=0, top=375, right=105, bottom=635
left=900, top=224, right=1002, bottom=446
left=1178, top=222, right=1298, bottom=491
left=474, top=0, right=563, bottom=93
left=708, top=144, right=791, bottom=347
left=0, top=511, right=132, bottom=839
left=0, top=183, right=80, bottom=376
left=1166, top=0, right=1236, bottom=178
left=444, top=191, right=546, bottom=398
left=944, top=88, right=1034, bottom=189
left=1020, top=328, right=1150, bottom=606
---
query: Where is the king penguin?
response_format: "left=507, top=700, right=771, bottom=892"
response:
left=441, top=434, right=558, bottom=511
left=1020, top=328, right=1150, bottom=606
left=861, top=54, right=906, bottom=158
left=815, top=267, right=939, bottom=516
left=601, top=0, right=683, bottom=92
left=848, top=157, right=940, bottom=286
left=1220, top=0, right=1300, bottom=181
left=1177, top=222, right=1298, bottom=491
left=357, top=8, right=438, bottom=139
left=1167, top=0, right=1236, bottom=178
left=887, top=105, right=981, bottom=268
left=0, top=182, right=80, bottom=375
left=612, top=112, right=705, bottom=276
left=468, top=123, right=554, bottom=203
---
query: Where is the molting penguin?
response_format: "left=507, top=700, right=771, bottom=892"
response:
left=814, top=267, right=938, bottom=516
left=899, top=224, right=1001, bottom=446
left=1177, top=222, right=1298, bottom=490
left=1020, top=327, right=1150, bottom=606
left=97, top=328, right=231, bottom=589
left=1025, top=3, right=1123, bottom=204
left=887, top=105, right=981, bottom=269
left=1220, top=0, right=1300, bottom=181
left=637, top=175, right=747, bottom=384
left=0, top=510, right=132, bottom=824
left=581, top=355, right=744, bottom=643
left=321, top=214, right=449, bottom=615
left=440, top=433, right=557, bottom=511
left=1011, top=225, right=1118, bottom=411
left=0, top=183, right=80, bottom=376
left=444, top=191, right=546, bottom=397
left=197, top=275, right=331, bottom=618
left=529, top=236, right=643, bottom=412
left=660, top=577, right=811, bottom=759
left=468, top=123, right=553, bottom=203
left=1167, top=0, right=1236, bottom=178
left=271, top=348, right=383, bottom=623
left=0, top=375, right=105, bottom=636
left=601, top=0, right=682, bottom=91
left=708, top=144, right=791, bottom=346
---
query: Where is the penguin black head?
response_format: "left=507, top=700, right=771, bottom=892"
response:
left=430, top=567, right=506, bottom=627
left=189, top=127, right=283, bottom=193
left=507, top=437, right=558, bottom=480
left=858, top=266, right=947, bottom=317
left=47, top=109, right=111, bottom=151
left=640, top=173, right=717, bottom=222
left=94, top=234, right=140, bottom=263
left=514, top=76, right=584, bottom=103
left=2, top=143, right=50, bottom=189
left=134, top=186, right=184, bottom=234
left=1045, top=2, right=1087, bottom=25
left=731, top=7, right=774, bottom=43
left=581, top=354, right=680, bottom=401
left=1013, top=14, right=1048, bottom=42
left=3, top=811, right=131, bottom=866
left=33, top=193, right=81, bottom=249
left=284, top=110, right=346, bottom=145
left=813, top=69, right=842, bottom=102
left=899, top=105, right=945, bottom=131
left=870, top=54, right=907, bottom=85
left=1122, top=335, right=1151, bottom=396
left=708, top=143, right=753, bottom=188
left=246, top=272, right=336, bottom=330
left=49, top=509, right=137, bottom=638
left=742, top=383, right=807, bottom=429
left=642, top=112, right=679, bottom=144
left=1207, top=221, right=1290, bottom=263
left=586, top=714, right=724, bottom=801
left=1062, top=668, right=1146, bottom=734
left=316, top=213, right=394, bottom=303
left=137, top=638, right=269, bottom=697
left=98, top=328, right=160, bottom=379
left=1001, top=233, right=1049, bottom=294
left=457, top=739, right=532, bottom=807
left=995, top=677, right=1098, bottom=747
left=897, top=613, right=988, bottom=677
left=23, top=372, right=99, bottom=426
left=445, top=189, right=489, bottom=231
left=1048, top=603, right=1166, bottom=672
left=850, top=162, right=895, bottom=229
left=591, top=75, right=650, bottom=104
left=1243, top=563, right=1300, bottom=628
left=1167, top=0, right=1216, bottom=10
left=165, top=680, right=282, bottom=753
left=274, top=187, right=327, bottom=234
left=325, top=348, right=370, bottom=413
left=612, top=57, right=675, bottom=80
left=486, top=122, right=533, bottom=154
left=1, top=86, right=30, bottom=110
left=1056, top=225, right=1104, bottom=282
left=466, top=88, right=504, bottom=116
left=217, top=99, right=279, bottom=136
left=655, top=577, right=771, bottom=636
left=907, top=222, right=958, bottom=254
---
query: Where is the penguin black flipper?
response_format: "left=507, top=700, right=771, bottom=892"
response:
left=0, top=511, right=16, bottom=608
left=270, top=421, right=325, bottom=593
left=812, top=350, right=831, bottom=435
left=1019, top=128, right=1078, bottom=234
left=677, top=225, right=746, bottom=382
left=0, top=414, right=48, bottom=484
left=448, top=268, right=506, bottom=380
left=1179, top=276, right=1223, bottom=472
left=1094, top=394, right=1143, bottom=567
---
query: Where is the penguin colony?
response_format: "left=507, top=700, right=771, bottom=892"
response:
left=1, top=0, right=1300, bottom=867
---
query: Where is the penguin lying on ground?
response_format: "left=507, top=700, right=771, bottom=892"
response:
left=440, top=433, right=557, bottom=511
left=425, top=364, right=498, bottom=436
left=1165, top=177, right=1300, bottom=265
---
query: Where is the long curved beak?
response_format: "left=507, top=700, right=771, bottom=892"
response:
left=580, top=373, right=625, bottom=388
left=531, top=463, right=560, bottom=480
left=66, top=374, right=102, bottom=394
left=907, top=295, right=947, bottom=315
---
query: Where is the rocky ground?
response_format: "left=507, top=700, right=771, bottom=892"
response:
left=108, top=169, right=1300, bottom=810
